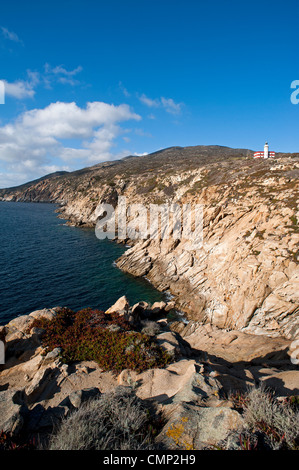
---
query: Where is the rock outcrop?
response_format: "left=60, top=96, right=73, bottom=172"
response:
left=1, top=146, right=298, bottom=340
left=0, top=300, right=298, bottom=449
left=156, top=402, right=245, bottom=450
left=1, top=145, right=298, bottom=449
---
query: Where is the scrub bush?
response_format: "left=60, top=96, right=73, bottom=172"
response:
left=31, top=307, right=171, bottom=373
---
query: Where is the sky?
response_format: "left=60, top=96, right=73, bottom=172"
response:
left=0, top=0, right=298, bottom=188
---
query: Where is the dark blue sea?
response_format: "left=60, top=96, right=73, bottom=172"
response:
left=0, top=202, right=166, bottom=325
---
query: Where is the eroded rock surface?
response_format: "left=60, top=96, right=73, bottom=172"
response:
left=1, top=146, right=298, bottom=339
left=1, top=299, right=298, bottom=446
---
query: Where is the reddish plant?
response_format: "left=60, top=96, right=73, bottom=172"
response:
left=239, top=433, right=258, bottom=451
left=0, top=431, right=36, bottom=450
left=31, top=307, right=172, bottom=373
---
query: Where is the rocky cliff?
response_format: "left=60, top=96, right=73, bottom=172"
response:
left=1, top=145, right=298, bottom=340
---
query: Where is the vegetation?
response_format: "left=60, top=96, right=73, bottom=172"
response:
left=230, top=386, right=299, bottom=450
left=289, top=215, right=299, bottom=233
left=0, top=431, right=36, bottom=450
left=47, top=384, right=299, bottom=451
left=48, top=387, right=164, bottom=450
left=31, top=307, right=172, bottom=373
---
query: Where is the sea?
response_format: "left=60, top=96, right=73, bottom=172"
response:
left=0, top=201, right=166, bottom=326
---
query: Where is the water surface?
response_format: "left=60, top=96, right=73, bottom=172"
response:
left=0, top=202, right=165, bottom=325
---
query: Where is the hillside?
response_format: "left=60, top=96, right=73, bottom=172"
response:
left=0, top=145, right=256, bottom=203
left=1, top=145, right=298, bottom=340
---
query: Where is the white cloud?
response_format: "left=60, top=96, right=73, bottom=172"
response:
left=139, top=93, right=160, bottom=108
left=161, top=97, right=182, bottom=115
left=1, top=26, right=23, bottom=44
left=2, top=64, right=83, bottom=101
left=3, top=80, right=35, bottom=99
left=51, top=65, right=83, bottom=76
left=44, top=63, right=83, bottom=86
left=119, top=81, right=130, bottom=97
left=0, top=101, right=141, bottom=188
left=2, top=70, right=40, bottom=99
left=139, top=93, right=182, bottom=114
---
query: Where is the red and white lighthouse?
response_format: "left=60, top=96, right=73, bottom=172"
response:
left=254, top=142, right=275, bottom=159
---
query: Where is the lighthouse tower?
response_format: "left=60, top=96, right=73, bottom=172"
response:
left=253, top=142, right=275, bottom=159
left=264, top=142, right=269, bottom=159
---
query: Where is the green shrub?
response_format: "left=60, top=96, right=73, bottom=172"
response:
left=31, top=307, right=171, bottom=373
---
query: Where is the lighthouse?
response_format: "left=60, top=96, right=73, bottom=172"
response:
left=253, top=142, right=275, bottom=159
left=264, top=142, right=269, bottom=159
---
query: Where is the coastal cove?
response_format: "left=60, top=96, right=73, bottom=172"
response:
left=0, top=201, right=166, bottom=325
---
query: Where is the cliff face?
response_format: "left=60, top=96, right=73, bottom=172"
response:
left=1, top=145, right=299, bottom=339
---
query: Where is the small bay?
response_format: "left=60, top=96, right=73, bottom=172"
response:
left=0, top=202, right=165, bottom=325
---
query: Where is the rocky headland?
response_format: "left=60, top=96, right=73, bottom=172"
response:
left=1, top=145, right=298, bottom=339
left=0, top=145, right=298, bottom=449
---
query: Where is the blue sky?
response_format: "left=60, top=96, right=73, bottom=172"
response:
left=0, top=0, right=298, bottom=187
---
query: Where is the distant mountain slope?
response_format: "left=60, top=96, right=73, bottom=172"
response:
left=2, top=171, right=69, bottom=193
left=1, top=144, right=297, bottom=200
left=0, top=145, right=255, bottom=198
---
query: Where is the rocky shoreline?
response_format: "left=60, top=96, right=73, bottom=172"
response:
left=0, top=148, right=298, bottom=341
left=0, top=146, right=298, bottom=449
left=0, top=298, right=298, bottom=450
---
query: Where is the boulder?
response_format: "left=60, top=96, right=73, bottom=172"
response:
left=131, top=301, right=149, bottom=315
left=151, top=301, right=167, bottom=314
left=25, top=365, right=60, bottom=404
left=5, top=309, right=58, bottom=339
left=6, top=315, right=35, bottom=336
left=0, top=326, right=6, bottom=342
left=42, top=348, right=62, bottom=365
left=156, top=402, right=245, bottom=450
left=168, top=371, right=221, bottom=404
left=129, top=301, right=149, bottom=324
left=155, top=331, right=191, bottom=359
left=28, top=308, right=59, bottom=322
left=135, top=360, right=199, bottom=403
left=4, top=309, right=59, bottom=358
left=105, top=296, right=129, bottom=315
left=5, top=316, right=36, bottom=351
left=59, top=387, right=101, bottom=409
left=0, top=389, right=27, bottom=436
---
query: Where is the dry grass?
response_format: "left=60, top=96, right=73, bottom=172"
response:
left=229, top=385, right=299, bottom=450
left=48, top=387, right=156, bottom=450
left=242, top=386, right=299, bottom=449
